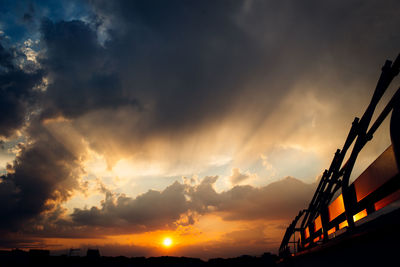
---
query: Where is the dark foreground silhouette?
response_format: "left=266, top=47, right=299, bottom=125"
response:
left=0, top=250, right=278, bottom=267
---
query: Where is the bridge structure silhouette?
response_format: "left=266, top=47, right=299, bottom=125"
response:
left=279, top=54, right=400, bottom=266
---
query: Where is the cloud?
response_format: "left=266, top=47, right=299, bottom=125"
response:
left=39, top=19, right=139, bottom=120
left=229, top=168, right=255, bottom=185
left=0, top=41, right=44, bottom=137
left=29, top=0, right=399, bottom=172
left=216, top=177, right=315, bottom=221
left=16, top=176, right=315, bottom=239
left=71, top=181, right=188, bottom=230
left=0, top=121, right=85, bottom=231
left=40, top=0, right=297, bottom=164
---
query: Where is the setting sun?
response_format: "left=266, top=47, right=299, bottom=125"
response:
left=162, top=237, right=173, bottom=247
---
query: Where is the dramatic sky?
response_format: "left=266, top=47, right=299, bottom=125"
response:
left=0, top=0, right=399, bottom=259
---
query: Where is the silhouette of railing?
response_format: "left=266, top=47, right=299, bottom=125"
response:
left=279, top=53, right=400, bottom=257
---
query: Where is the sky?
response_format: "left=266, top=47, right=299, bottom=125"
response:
left=0, top=0, right=399, bottom=259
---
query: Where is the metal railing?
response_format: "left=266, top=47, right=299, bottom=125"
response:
left=279, top=53, right=400, bottom=257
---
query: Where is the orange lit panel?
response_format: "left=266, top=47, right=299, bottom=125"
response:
left=313, top=236, right=320, bottom=243
left=353, top=209, right=368, bottom=222
left=354, top=145, right=398, bottom=202
left=338, top=220, right=348, bottom=229
left=328, top=194, right=345, bottom=221
left=304, top=227, right=310, bottom=239
left=327, top=228, right=336, bottom=235
left=374, top=189, right=400, bottom=211
left=314, top=215, right=322, bottom=232
left=304, top=243, right=310, bottom=248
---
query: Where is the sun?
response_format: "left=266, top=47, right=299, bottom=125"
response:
left=162, top=237, right=173, bottom=247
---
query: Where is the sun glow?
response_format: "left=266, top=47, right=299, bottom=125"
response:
left=162, top=237, right=173, bottom=247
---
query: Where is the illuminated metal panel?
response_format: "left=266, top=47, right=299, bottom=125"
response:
left=314, top=215, right=322, bottom=232
left=328, top=194, right=345, bottom=221
left=354, top=145, right=398, bottom=202
left=304, top=227, right=310, bottom=239
left=327, top=228, right=336, bottom=235
left=353, top=209, right=368, bottom=222
left=313, top=236, right=320, bottom=243
left=338, top=220, right=348, bottom=229
left=374, top=189, right=400, bottom=211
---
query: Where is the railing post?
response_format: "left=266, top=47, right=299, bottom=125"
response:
left=321, top=208, right=330, bottom=241
left=343, top=184, right=357, bottom=229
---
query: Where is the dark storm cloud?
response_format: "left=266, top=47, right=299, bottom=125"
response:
left=41, top=0, right=399, bottom=158
left=35, top=0, right=274, bottom=139
left=22, top=3, right=35, bottom=23
left=88, top=0, right=276, bottom=135
left=0, top=42, right=14, bottom=69
left=0, top=122, right=83, bottom=230
left=2, top=0, right=399, bottom=137
left=0, top=42, right=43, bottom=137
left=39, top=19, right=138, bottom=119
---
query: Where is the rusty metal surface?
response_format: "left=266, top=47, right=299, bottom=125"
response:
left=353, top=145, right=398, bottom=202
